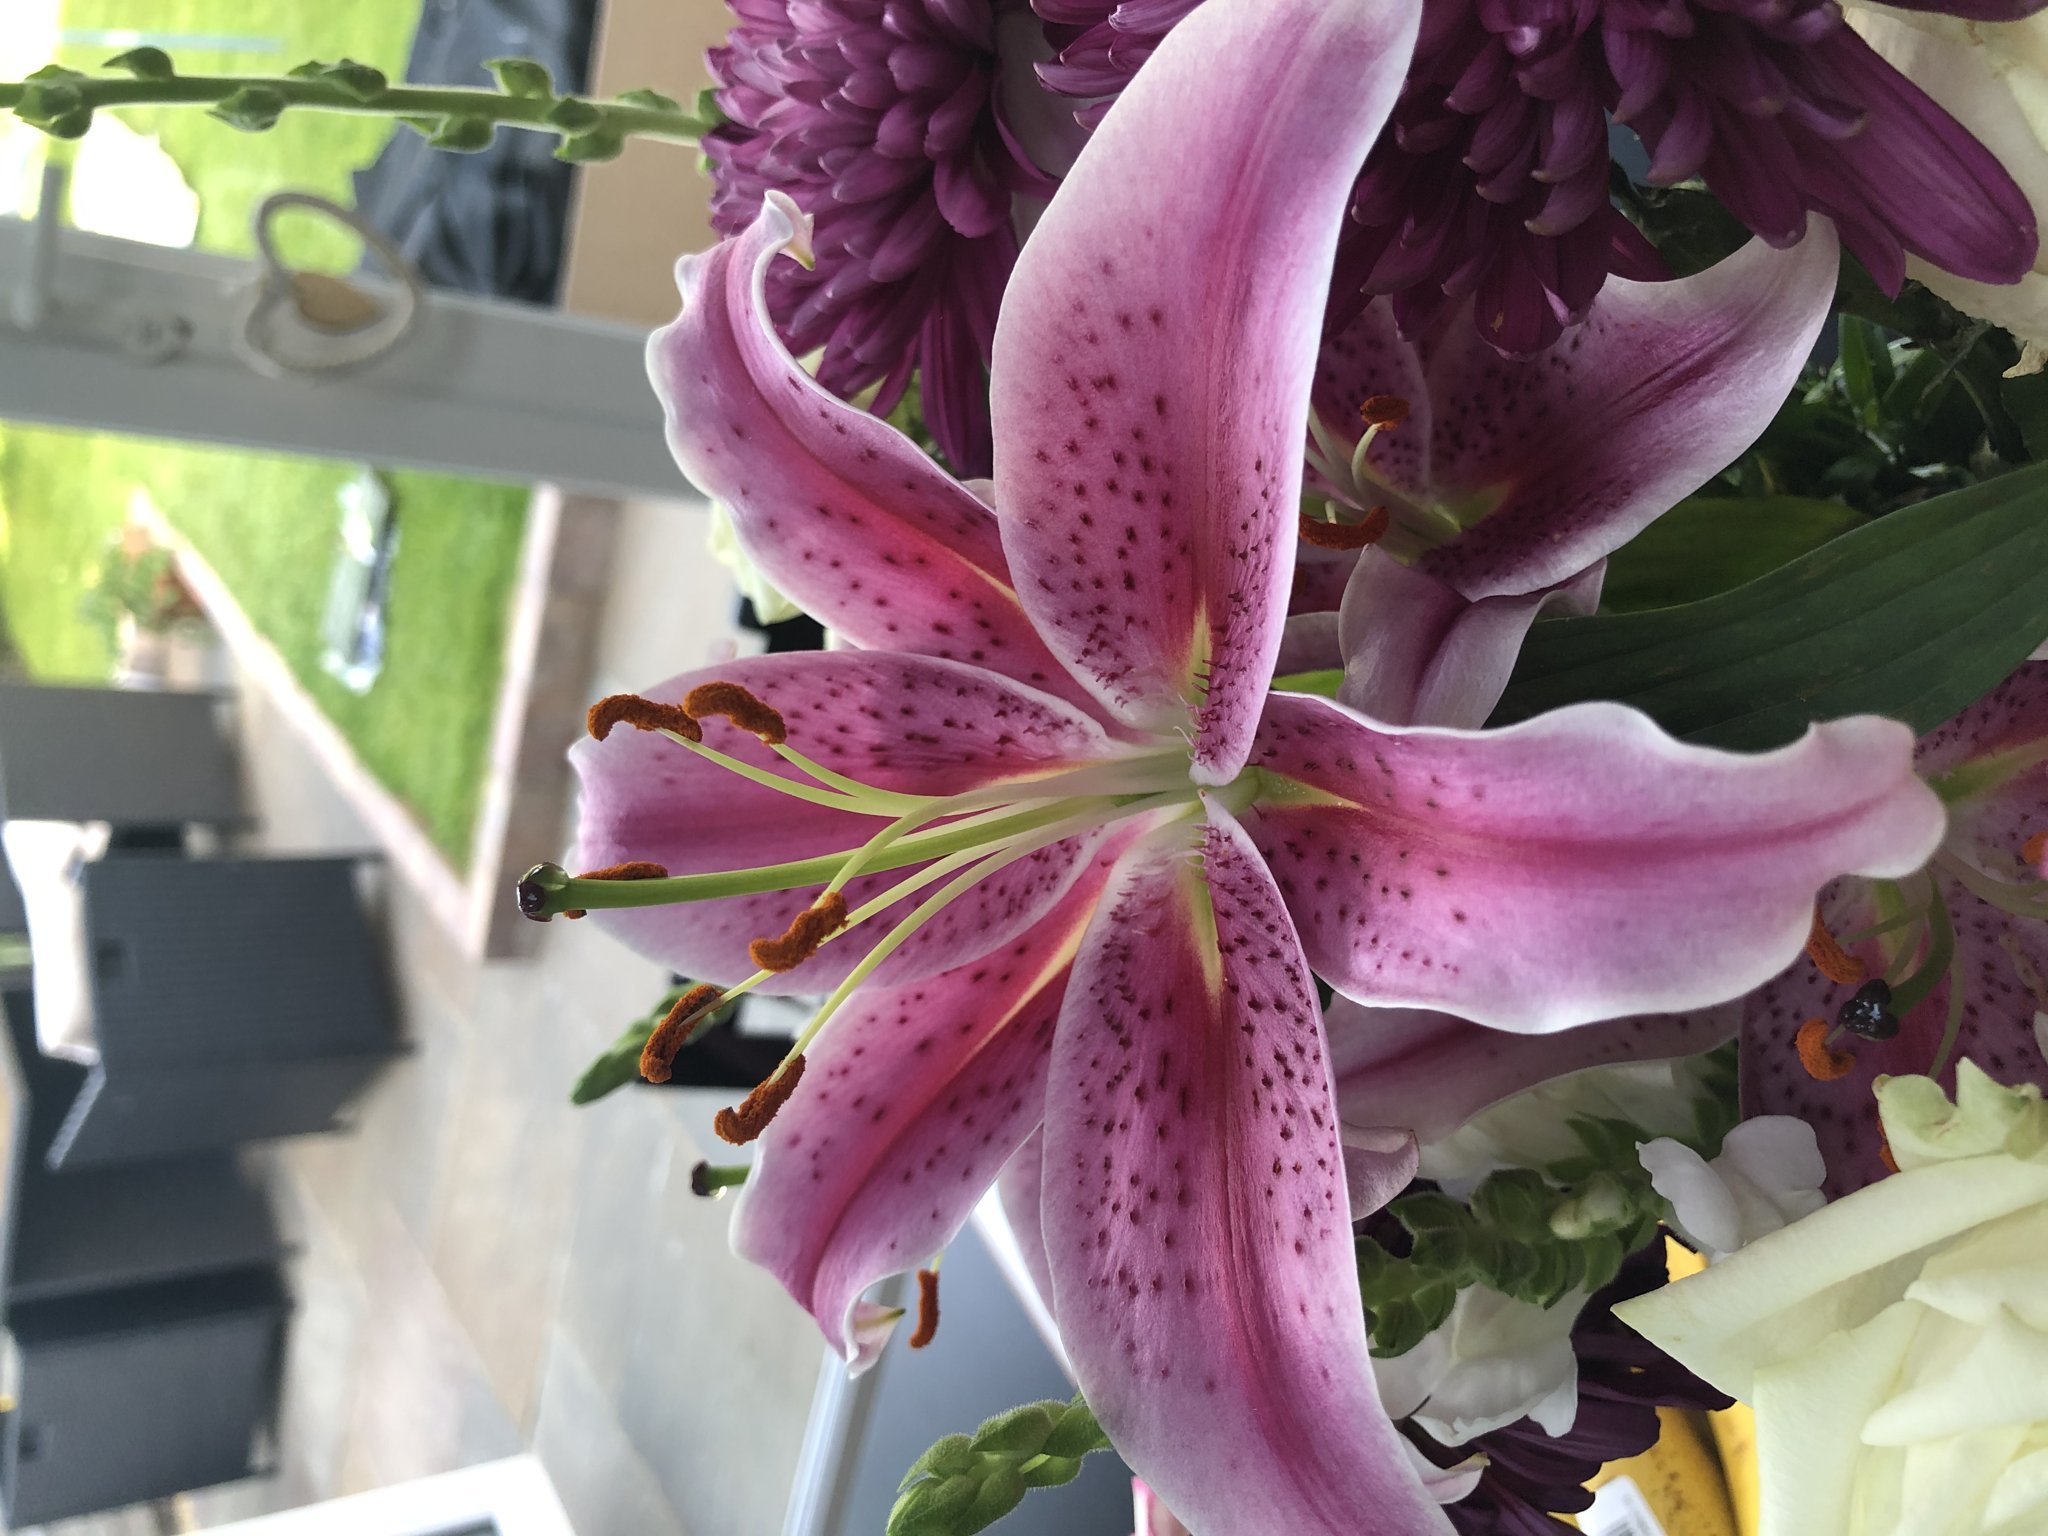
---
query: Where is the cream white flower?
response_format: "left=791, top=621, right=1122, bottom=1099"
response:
left=1845, top=3, right=2048, bottom=373
left=1639, top=1116, right=1828, bottom=1263
left=1375, top=1284, right=1589, bottom=1446
left=1616, top=1062, right=2048, bottom=1536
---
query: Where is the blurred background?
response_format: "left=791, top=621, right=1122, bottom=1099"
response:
left=0, top=2, right=1131, bottom=1532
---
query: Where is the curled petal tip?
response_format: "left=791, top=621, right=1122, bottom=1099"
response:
left=763, top=189, right=816, bottom=270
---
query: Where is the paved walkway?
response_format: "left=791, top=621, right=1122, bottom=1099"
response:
left=36, top=498, right=819, bottom=1536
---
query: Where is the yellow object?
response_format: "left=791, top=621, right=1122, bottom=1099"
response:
left=1706, top=1399, right=1759, bottom=1536
left=1588, top=1407, right=1738, bottom=1536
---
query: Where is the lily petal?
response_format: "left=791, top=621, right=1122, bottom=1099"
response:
left=1336, top=551, right=1605, bottom=728
left=991, top=0, right=1422, bottom=782
left=571, top=651, right=1117, bottom=990
left=729, top=837, right=1124, bottom=1367
left=1041, top=807, right=1451, bottom=1535
left=1326, top=998, right=1737, bottom=1147
left=1242, top=694, right=1946, bottom=1031
left=1415, top=226, right=1840, bottom=601
left=648, top=192, right=1093, bottom=711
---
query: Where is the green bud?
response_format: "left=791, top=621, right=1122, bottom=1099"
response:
left=968, top=1402, right=1057, bottom=1458
left=1548, top=1174, right=1630, bottom=1240
left=25, top=64, right=86, bottom=83
left=16, top=80, right=84, bottom=128
left=899, top=1433, right=976, bottom=1489
left=486, top=56, right=554, bottom=98
left=1020, top=1455, right=1082, bottom=1489
left=1040, top=1395, right=1111, bottom=1459
left=555, top=128, right=626, bottom=164
left=615, top=86, right=681, bottom=111
left=104, top=46, right=174, bottom=80
left=210, top=86, right=287, bottom=133
left=39, top=106, right=94, bottom=141
left=967, top=1465, right=1026, bottom=1528
left=320, top=59, right=389, bottom=101
left=428, top=115, right=496, bottom=152
left=545, top=96, right=604, bottom=132
left=886, top=1473, right=979, bottom=1536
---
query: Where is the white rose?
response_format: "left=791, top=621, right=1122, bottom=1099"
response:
left=1845, top=3, right=2048, bottom=373
left=1638, top=1116, right=1828, bottom=1263
left=1375, top=1284, right=1588, bottom=1446
left=1616, top=1061, right=2048, bottom=1536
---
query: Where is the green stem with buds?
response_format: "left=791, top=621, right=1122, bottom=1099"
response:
left=5, top=50, right=717, bottom=163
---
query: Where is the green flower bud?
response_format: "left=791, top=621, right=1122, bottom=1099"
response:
left=544, top=96, right=603, bottom=132
left=104, top=46, right=174, bottom=80
left=486, top=57, right=554, bottom=98
left=616, top=87, right=681, bottom=111
left=210, top=86, right=287, bottom=133
left=428, top=115, right=495, bottom=152
left=1040, top=1396, right=1111, bottom=1459
left=968, top=1402, right=1057, bottom=1458
left=555, top=128, right=625, bottom=164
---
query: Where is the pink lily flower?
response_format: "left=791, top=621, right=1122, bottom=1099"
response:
left=556, top=0, right=1943, bottom=1523
left=1288, top=231, right=1839, bottom=729
left=1744, top=660, right=2048, bottom=1196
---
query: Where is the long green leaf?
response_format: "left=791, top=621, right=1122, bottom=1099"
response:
left=1492, top=462, right=2048, bottom=748
left=1600, top=495, right=1865, bottom=613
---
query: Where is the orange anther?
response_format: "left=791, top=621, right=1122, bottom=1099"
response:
left=749, top=892, right=850, bottom=972
left=2022, top=830, right=2047, bottom=868
left=1297, top=504, right=1391, bottom=551
left=587, top=693, right=702, bottom=743
left=1796, top=1017, right=1856, bottom=1082
left=640, top=983, right=723, bottom=1084
left=908, top=1267, right=940, bottom=1349
left=1359, top=394, right=1410, bottom=430
left=1805, top=907, right=1868, bottom=988
left=713, top=1055, right=808, bottom=1145
left=685, top=681, right=787, bottom=744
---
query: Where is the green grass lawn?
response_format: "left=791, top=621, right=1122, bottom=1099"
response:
left=0, top=426, right=527, bottom=865
left=0, top=0, right=534, bottom=868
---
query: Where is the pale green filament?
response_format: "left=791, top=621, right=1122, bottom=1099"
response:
left=1934, top=849, right=2048, bottom=922
left=785, top=792, right=1198, bottom=1063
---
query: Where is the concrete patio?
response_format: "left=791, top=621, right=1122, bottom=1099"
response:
left=30, top=496, right=821, bottom=1536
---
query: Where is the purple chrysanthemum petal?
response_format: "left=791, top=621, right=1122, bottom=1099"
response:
left=1037, top=0, right=2039, bottom=358
left=706, top=0, right=1074, bottom=474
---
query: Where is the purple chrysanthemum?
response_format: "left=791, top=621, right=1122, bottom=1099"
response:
left=704, top=0, right=1072, bottom=474
left=1403, top=1244, right=1733, bottom=1536
left=1039, top=0, right=2042, bottom=354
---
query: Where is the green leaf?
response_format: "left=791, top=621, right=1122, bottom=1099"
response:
left=319, top=58, right=388, bottom=100
left=1020, top=1455, right=1082, bottom=1489
left=1600, top=496, right=1865, bottom=614
left=899, top=1434, right=976, bottom=1490
left=209, top=85, right=288, bottom=132
left=1041, top=1396, right=1111, bottom=1459
left=887, top=1473, right=980, bottom=1536
left=1838, top=315, right=1893, bottom=426
left=616, top=87, right=682, bottom=111
left=969, top=1403, right=1057, bottom=1458
left=104, top=46, right=174, bottom=80
left=15, top=79, right=85, bottom=128
left=2002, top=369, right=2048, bottom=462
left=570, top=982, right=724, bottom=1105
left=25, top=64, right=85, bottom=82
left=555, top=128, right=626, bottom=163
left=545, top=96, right=604, bottom=132
left=967, top=1466, right=1027, bottom=1528
left=1492, top=462, right=2048, bottom=749
left=427, top=115, right=496, bottom=152
left=693, top=84, right=728, bottom=128
left=486, top=56, right=554, bottom=97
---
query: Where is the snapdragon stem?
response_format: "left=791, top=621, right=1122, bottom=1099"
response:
left=1, top=70, right=710, bottom=143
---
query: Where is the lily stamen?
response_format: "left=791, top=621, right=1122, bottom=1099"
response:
left=750, top=892, right=851, bottom=971
left=588, top=693, right=702, bottom=743
left=684, top=681, right=787, bottom=744
left=2022, top=830, right=2047, bottom=869
left=1297, top=504, right=1391, bottom=551
left=909, top=1264, right=941, bottom=1349
left=714, top=1055, right=808, bottom=1145
left=561, top=860, right=669, bottom=919
left=1804, top=906, right=1868, bottom=987
left=641, top=983, right=726, bottom=1083
left=1795, top=1017, right=1856, bottom=1081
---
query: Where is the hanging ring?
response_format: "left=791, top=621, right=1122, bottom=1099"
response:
left=232, top=191, right=425, bottom=379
